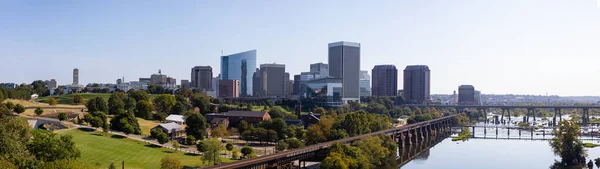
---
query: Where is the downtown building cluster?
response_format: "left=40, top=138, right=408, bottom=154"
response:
left=8, top=41, right=436, bottom=107
left=182, top=41, right=433, bottom=107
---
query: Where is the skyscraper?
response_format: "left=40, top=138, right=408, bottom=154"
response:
left=221, top=50, right=257, bottom=96
left=403, top=65, right=430, bottom=104
left=328, top=41, right=360, bottom=103
left=359, top=70, right=371, bottom=97
left=191, top=66, right=213, bottom=91
left=73, top=68, right=79, bottom=85
left=253, top=63, right=286, bottom=97
left=458, top=85, right=476, bottom=105
left=372, top=65, right=398, bottom=96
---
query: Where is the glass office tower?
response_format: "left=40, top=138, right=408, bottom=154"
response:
left=221, top=50, right=257, bottom=97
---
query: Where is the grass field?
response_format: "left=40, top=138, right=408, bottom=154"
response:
left=36, top=93, right=159, bottom=105
left=137, top=118, right=162, bottom=136
left=57, top=129, right=234, bottom=169
left=3, top=99, right=85, bottom=116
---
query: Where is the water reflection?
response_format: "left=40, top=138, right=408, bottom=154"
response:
left=399, top=137, right=600, bottom=169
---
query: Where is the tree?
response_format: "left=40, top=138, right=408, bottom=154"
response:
left=73, top=94, right=83, bottom=104
left=196, top=141, right=206, bottom=152
left=156, top=130, right=169, bottom=144
left=185, top=112, right=208, bottom=140
left=211, top=124, right=229, bottom=139
left=123, top=97, right=137, bottom=113
left=58, top=112, right=67, bottom=121
left=314, top=107, right=326, bottom=114
left=0, top=117, right=34, bottom=167
left=135, top=100, right=154, bottom=120
left=14, top=104, right=25, bottom=114
left=200, top=138, right=224, bottom=165
left=285, top=138, right=304, bottom=149
left=48, top=98, right=58, bottom=106
left=241, top=146, right=253, bottom=158
left=186, top=135, right=196, bottom=145
left=276, top=141, right=289, bottom=151
left=190, top=94, right=210, bottom=114
left=319, top=152, right=349, bottom=169
left=128, top=90, right=150, bottom=102
left=108, top=94, right=125, bottom=115
left=172, top=141, right=180, bottom=151
left=86, top=97, right=107, bottom=113
left=226, top=142, right=234, bottom=157
left=34, top=107, right=43, bottom=116
left=550, top=119, right=586, bottom=166
left=259, top=118, right=287, bottom=140
left=5, top=101, right=14, bottom=110
left=28, top=130, right=81, bottom=162
left=160, top=156, right=182, bottom=169
left=238, top=120, right=250, bottom=134
left=154, top=94, right=176, bottom=114
left=268, top=106, right=289, bottom=119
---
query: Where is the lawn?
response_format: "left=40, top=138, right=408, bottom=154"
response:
left=36, top=93, right=159, bottom=105
left=57, top=129, right=234, bottom=169
left=137, top=118, right=162, bottom=136
left=3, top=99, right=85, bottom=116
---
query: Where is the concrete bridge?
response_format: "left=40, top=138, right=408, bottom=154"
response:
left=202, top=114, right=461, bottom=169
left=404, top=104, right=600, bottom=126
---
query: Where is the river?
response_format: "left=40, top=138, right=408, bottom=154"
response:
left=400, top=116, right=600, bottom=169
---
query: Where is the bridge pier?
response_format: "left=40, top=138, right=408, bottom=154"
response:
left=500, top=108, right=505, bottom=124
left=582, top=108, right=589, bottom=126
left=532, top=108, right=536, bottom=123
left=507, top=108, right=511, bottom=124
left=553, top=108, right=559, bottom=126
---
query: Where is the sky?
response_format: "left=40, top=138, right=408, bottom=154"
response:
left=1, top=0, right=600, bottom=96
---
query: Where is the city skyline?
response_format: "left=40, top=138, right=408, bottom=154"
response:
left=2, top=1, right=600, bottom=96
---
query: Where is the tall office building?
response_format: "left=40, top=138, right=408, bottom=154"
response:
left=191, top=66, right=213, bottom=91
left=212, top=74, right=220, bottom=97
left=292, top=75, right=301, bottom=95
left=458, top=85, right=476, bottom=105
left=73, top=68, right=79, bottom=85
left=328, top=41, right=360, bottom=103
left=253, top=64, right=286, bottom=97
left=359, top=70, right=371, bottom=97
left=372, top=65, right=398, bottom=96
left=221, top=50, right=257, bottom=96
left=310, top=63, right=329, bottom=78
left=219, top=80, right=239, bottom=98
left=403, top=65, right=430, bottom=104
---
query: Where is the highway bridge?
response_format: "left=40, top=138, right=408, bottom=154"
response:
left=203, top=114, right=460, bottom=169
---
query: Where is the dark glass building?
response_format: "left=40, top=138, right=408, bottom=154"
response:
left=191, top=66, right=212, bottom=91
left=458, top=85, right=476, bottom=105
left=372, top=65, right=398, bottom=96
left=403, top=65, right=430, bottom=104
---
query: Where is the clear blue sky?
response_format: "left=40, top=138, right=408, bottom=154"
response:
left=2, top=0, right=600, bottom=96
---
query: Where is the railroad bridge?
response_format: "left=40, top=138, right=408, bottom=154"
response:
left=404, top=104, right=600, bottom=126
left=203, top=114, right=460, bottom=169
